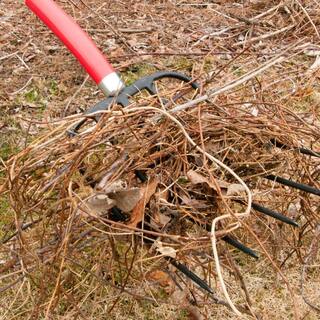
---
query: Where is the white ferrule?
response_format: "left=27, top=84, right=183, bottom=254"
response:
left=98, top=72, right=125, bottom=96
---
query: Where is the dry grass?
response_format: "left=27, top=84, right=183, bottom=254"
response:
left=1, top=1, right=320, bottom=319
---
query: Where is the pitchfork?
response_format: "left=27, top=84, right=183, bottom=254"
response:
left=25, top=0, right=320, bottom=298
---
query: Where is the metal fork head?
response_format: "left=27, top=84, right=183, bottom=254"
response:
left=68, top=71, right=200, bottom=136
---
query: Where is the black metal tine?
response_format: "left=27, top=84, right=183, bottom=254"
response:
left=145, top=83, right=157, bottom=95
left=202, top=222, right=258, bottom=259
left=134, top=170, right=148, bottom=183
left=167, top=257, right=216, bottom=295
left=185, top=215, right=258, bottom=259
left=265, top=174, right=320, bottom=196
left=251, top=202, right=299, bottom=227
left=107, top=209, right=216, bottom=296
left=110, top=207, right=128, bottom=222
left=297, top=147, right=320, bottom=158
left=269, top=139, right=320, bottom=158
left=235, top=200, right=298, bottom=227
left=222, top=235, right=259, bottom=259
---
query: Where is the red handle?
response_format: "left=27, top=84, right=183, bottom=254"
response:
left=25, top=0, right=123, bottom=95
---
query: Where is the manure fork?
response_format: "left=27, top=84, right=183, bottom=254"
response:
left=26, top=0, right=320, bottom=300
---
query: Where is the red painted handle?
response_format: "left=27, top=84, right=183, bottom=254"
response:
left=25, top=0, right=117, bottom=86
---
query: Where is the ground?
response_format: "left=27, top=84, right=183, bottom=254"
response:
left=0, top=1, right=320, bottom=319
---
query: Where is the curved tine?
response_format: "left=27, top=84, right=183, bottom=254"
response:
left=134, top=170, right=148, bottom=182
left=251, top=202, right=299, bottom=227
left=222, top=235, right=259, bottom=259
left=67, top=118, right=88, bottom=137
left=85, top=95, right=128, bottom=115
left=68, top=71, right=199, bottom=135
left=145, top=82, right=157, bottom=95
left=102, top=209, right=216, bottom=296
left=265, top=175, right=320, bottom=196
left=236, top=200, right=299, bottom=227
left=122, top=70, right=200, bottom=97
left=68, top=95, right=129, bottom=135
left=146, top=71, right=200, bottom=90
left=269, top=139, right=320, bottom=158
left=298, top=147, right=320, bottom=158
left=168, top=257, right=216, bottom=296
left=110, top=207, right=128, bottom=222
left=187, top=216, right=258, bottom=259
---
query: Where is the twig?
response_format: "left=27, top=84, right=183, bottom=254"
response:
left=0, top=51, right=19, bottom=61
left=63, top=75, right=89, bottom=116
left=15, top=54, right=30, bottom=70
left=8, top=77, right=33, bottom=96
left=170, top=55, right=286, bottom=113
left=295, top=0, right=320, bottom=40
left=234, top=25, right=295, bottom=47
left=169, top=41, right=306, bottom=114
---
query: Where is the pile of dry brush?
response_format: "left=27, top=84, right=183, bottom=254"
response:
left=1, top=61, right=319, bottom=318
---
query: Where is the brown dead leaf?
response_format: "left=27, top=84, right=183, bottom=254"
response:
left=103, top=180, right=127, bottom=194
left=204, top=139, right=223, bottom=154
left=86, top=194, right=116, bottom=215
left=187, top=170, right=208, bottom=185
left=128, top=178, right=159, bottom=227
left=187, top=170, right=229, bottom=191
left=109, top=188, right=142, bottom=212
left=109, top=46, right=125, bottom=58
left=147, top=270, right=172, bottom=287
left=156, top=188, right=169, bottom=202
left=147, top=270, right=175, bottom=294
left=84, top=179, right=142, bottom=215
left=187, top=170, right=245, bottom=197
left=183, top=306, right=204, bottom=320
left=226, top=183, right=246, bottom=196
left=180, top=195, right=209, bottom=209
left=158, top=213, right=171, bottom=226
